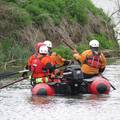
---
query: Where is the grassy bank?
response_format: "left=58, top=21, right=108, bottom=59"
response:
left=0, top=0, right=119, bottom=71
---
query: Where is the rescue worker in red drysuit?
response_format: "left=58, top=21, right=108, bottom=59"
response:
left=72, top=39, right=107, bottom=79
left=30, top=45, right=56, bottom=86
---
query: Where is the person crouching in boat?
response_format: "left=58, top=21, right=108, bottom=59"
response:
left=44, top=40, right=72, bottom=76
left=30, top=45, right=55, bottom=86
left=72, top=39, right=107, bottom=79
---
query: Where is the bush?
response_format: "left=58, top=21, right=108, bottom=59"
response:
left=88, top=34, right=118, bottom=49
left=3, top=0, right=109, bottom=25
left=53, top=45, right=73, bottom=59
left=0, top=1, right=32, bottom=37
left=0, top=37, right=32, bottom=69
left=76, top=44, right=89, bottom=53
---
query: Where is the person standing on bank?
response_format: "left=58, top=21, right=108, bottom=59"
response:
left=72, top=39, right=107, bottom=79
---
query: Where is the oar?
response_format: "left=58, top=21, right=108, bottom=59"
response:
left=56, top=29, right=75, bottom=50
left=100, top=75, right=116, bottom=90
left=0, top=69, right=29, bottom=79
left=0, top=63, right=73, bottom=89
left=0, top=76, right=29, bottom=89
left=55, top=28, right=81, bottom=65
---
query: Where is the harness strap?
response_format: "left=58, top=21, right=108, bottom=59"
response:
left=84, top=53, right=102, bottom=68
left=35, top=77, right=49, bottom=83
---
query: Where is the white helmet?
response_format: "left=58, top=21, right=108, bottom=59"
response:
left=44, top=40, right=52, bottom=48
left=89, top=40, right=99, bottom=47
left=39, top=45, right=48, bottom=54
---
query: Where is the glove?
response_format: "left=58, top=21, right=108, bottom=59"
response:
left=49, top=65, right=55, bottom=73
left=64, top=60, right=73, bottom=66
left=44, top=63, right=55, bottom=73
left=21, top=71, right=28, bottom=77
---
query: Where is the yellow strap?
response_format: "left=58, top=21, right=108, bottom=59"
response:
left=45, top=77, right=49, bottom=83
left=35, top=77, right=49, bottom=83
left=36, top=78, right=43, bottom=83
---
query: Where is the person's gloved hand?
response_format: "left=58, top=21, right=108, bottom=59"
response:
left=64, top=60, right=73, bottom=66
left=21, top=71, right=28, bottom=77
left=45, top=63, right=55, bottom=73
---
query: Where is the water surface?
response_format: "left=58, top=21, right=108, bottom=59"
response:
left=0, top=58, right=120, bottom=120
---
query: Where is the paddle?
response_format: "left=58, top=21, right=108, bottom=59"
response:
left=55, top=28, right=74, bottom=50
left=0, top=69, right=29, bottom=79
left=0, top=59, right=71, bottom=89
left=110, top=83, right=116, bottom=90
left=0, top=76, right=29, bottom=89
left=55, top=28, right=82, bottom=66
left=100, top=75, right=116, bottom=90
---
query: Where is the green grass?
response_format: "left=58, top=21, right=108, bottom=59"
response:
left=5, top=0, right=108, bottom=25
left=53, top=45, right=73, bottom=59
left=2, top=0, right=111, bottom=26
left=0, top=0, right=117, bottom=71
left=88, top=34, right=118, bottom=49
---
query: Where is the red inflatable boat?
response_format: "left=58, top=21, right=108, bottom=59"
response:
left=84, top=76, right=111, bottom=94
left=31, top=65, right=112, bottom=96
left=31, top=76, right=111, bottom=96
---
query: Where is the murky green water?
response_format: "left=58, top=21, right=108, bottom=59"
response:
left=0, top=58, right=120, bottom=120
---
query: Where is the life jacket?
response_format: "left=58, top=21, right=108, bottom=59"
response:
left=31, top=55, right=49, bottom=78
left=31, top=57, right=45, bottom=74
left=31, top=54, right=56, bottom=79
left=84, top=53, right=102, bottom=69
left=27, top=53, right=42, bottom=67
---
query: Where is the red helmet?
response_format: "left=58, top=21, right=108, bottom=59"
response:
left=35, top=42, right=44, bottom=52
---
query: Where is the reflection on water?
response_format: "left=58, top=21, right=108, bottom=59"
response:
left=0, top=58, right=120, bottom=120
left=31, top=96, right=52, bottom=105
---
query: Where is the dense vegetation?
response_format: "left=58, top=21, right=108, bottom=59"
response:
left=0, top=0, right=119, bottom=71
left=4, top=0, right=110, bottom=25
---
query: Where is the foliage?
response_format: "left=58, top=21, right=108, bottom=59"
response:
left=84, top=0, right=110, bottom=21
left=0, top=37, right=32, bottom=70
left=76, top=44, right=89, bottom=53
left=4, top=0, right=105, bottom=25
left=1, top=0, right=111, bottom=27
left=53, top=45, right=73, bottom=59
left=0, top=0, right=117, bottom=70
left=88, top=34, right=118, bottom=49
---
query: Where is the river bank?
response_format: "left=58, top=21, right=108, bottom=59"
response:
left=0, top=0, right=118, bottom=68
left=103, top=49, right=120, bottom=57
